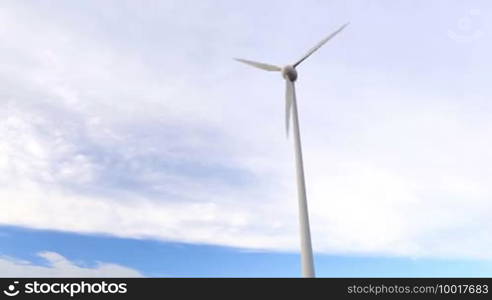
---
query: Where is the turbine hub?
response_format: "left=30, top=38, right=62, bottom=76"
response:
left=282, top=65, right=297, bottom=82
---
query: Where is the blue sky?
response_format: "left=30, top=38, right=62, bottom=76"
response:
left=2, top=226, right=492, bottom=277
left=1, top=0, right=492, bottom=277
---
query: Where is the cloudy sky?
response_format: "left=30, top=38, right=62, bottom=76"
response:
left=1, top=0, right=492, bottom=277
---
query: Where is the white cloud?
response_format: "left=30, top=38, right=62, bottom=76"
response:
left=1, top=1, right=492, bottom=260
left=0, top=252, right=142, bottom=277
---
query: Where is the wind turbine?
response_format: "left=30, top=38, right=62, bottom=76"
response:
left=235, top=23, right=349, bottom=278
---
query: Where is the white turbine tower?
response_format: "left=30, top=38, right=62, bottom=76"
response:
left=235, top=23, right=349, bottom=278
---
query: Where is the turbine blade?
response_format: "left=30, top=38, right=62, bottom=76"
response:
left=293, top=22, right=349, bottom=67
left=234, top=58, right=282, bottom=72
left=285, top=80, right=294, bottom=136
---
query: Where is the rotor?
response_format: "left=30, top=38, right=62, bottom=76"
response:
left=282, top=65, right=298, bottom=82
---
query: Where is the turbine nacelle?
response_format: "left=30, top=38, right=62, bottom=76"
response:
left=282, top=65, right=298, bottom=82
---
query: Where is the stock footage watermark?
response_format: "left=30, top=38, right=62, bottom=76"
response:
left=447, top=9, right=484, bottom=43
left=2, top=280, right=127, bottom=298
left=3, top=281, right=20, bottom=297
